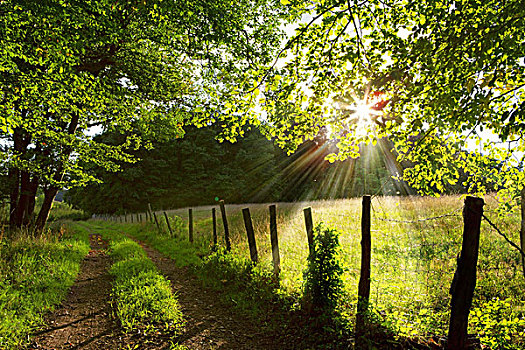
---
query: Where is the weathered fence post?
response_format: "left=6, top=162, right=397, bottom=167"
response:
left=212, top=208, right=217, bottom=248
left=148, top=203, right=154, bottom=223
left=130, top=213, right=133, bottom=223
left=242, top=208, right=258, bottom=263
left=164, top=212, right=173, bottom=236
left=356, top=195, right=371, bottom=347
left=521, top=187, right=525, bottom=278
left=269, top=204, right=281, bottom=277
left=153, top=212, right=161, bottom=232
left=136, top=213, right=139, bottom=223
left=303, top=207, right=314, bottom=256
left=189, top=208, right=194, bottom=243
left=219, top=200, right=231, bottom=251
left=446, top=196, right=484, bottom=350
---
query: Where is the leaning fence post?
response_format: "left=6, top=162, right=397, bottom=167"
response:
left=446, top=196, right=484, bottom=350
left=153, top=212, right=161, bottom=232
left=148, top=203, right=154, bottom=223
left=189, top=208, right=194, bottom=243
left=242, top=208, right=258, bottom=263
left=269, top=204, right=281, bottom=277
left=356, top=195, right=371, bottom=347
left=303, top=207, right=314, bottom=256
left=521, top=187, right=525, bottom=278
left=212, top=208, right=217, bottom=248
left=164, top=212, right=173, bottom=236
left=219, top=200, right=231, bottom=251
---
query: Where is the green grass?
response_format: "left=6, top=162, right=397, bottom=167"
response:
left=0, top=225, right=90, bottom=349
left=72, top=221, right=185, bottom=336
left=158, top=195, right=525, bottom=348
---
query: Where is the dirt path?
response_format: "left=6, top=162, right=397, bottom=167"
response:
left=137, top=241, right=296, bottom=350
left=30, top=234, right=177, bottom=350
left=30, top=234, right=119, bottom=349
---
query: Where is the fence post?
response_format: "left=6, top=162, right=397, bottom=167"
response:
left=446, top=196, right=484, bottom=350
left=164, top=212, right=173, bottom=236
left=212, top=208, right=217, bottom=248
left=521, top=187, right=525, bottom=278
left=269, top=204, right=281, bottom=277
left=303, top=207, right=314, bottom=256
left=148, top=203, right=154, bottom=223
left=124, top=212, right=127, bottom=223
left=139, top=213, right=142, bottom=222
left=219, top=200, right=231, bottom=251
left=356, top=195, right=371, bottom=347
left=189, top=208, right=194, bottom=243
left=153, top=212, right=161, bottom=232
left=130, top=213, right=133, bottom=223
left=242, top=208, right=258, bottom=263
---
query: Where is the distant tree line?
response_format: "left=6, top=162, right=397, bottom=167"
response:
left=65, top=126, right=453, bottom=214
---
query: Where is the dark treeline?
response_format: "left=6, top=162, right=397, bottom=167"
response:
left=66, top=126, right=414, bottom=214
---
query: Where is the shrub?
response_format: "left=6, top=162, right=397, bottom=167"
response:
left=303, top=223, right=344, bottom=313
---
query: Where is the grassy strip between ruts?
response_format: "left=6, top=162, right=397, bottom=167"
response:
left=75, top=221, right=185, bottom=337
left=0, top=226, right=90, bottom=349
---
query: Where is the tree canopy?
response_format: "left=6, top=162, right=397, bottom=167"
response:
left=0, top=0, right=287, bottom=230
left=255, top=0, right=525, bottom=207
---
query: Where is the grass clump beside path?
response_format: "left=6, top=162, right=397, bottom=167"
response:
left=81, top=222, right=185, bottom=336
left=0, top=227, right=90, bottom=349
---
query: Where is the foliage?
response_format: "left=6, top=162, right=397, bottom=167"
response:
left=0, top=0, right=289, bottom=230
left=65, top=126, right=415, bottom=213
left=0, top=225, right=90, bottom=349
left=303, top=223, right=344, bottom=312
left=470, top=298, right=525, bottom=350
left=258, top=0, right=525, bottom=206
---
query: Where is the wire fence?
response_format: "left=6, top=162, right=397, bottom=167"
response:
left=98, top=196, right=525, bottom=341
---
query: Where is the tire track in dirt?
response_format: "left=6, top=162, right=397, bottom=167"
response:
left=30, top=234, right=118, bottom=349
left=136, top=241, right=292, bottom=350
left=30, top=234, right=179, bottom=350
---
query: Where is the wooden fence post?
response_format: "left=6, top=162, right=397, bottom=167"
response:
left=153, top=212, right=161, bottom=232
left=130, top=213, right=133, bottom=223
left=521, top=187, right=525, bottom=278
left=356, top=195, right=371, bottom=347
left=148, top=203, right=154, bottom=223
left=446, top=196, right=484, bottom=350
left=219, top=200, right=231, bottom=251
left=189, top=208, right=194, bottom=243
left=212, top=208, right=217, bottom=248
left=269, top=204, right=280, bottom=277
left=136, top=213, right=139, bottom=223
left=164, top=212, right=173, bottom=236
left=124, top=212, right=127, bottom=223
left=242, top=208, right=258, bottom=263
left=303, top=207, right=314, bottom=256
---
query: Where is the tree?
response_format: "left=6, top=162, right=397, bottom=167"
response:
left=0, top=0, right=288, bottom=232
left=257, top=0, right=525, bottom=206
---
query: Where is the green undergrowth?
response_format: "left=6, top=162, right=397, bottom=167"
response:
left=0, top=226, right=90, bottom=349
left=117, top=221, right=293, bottom=318
left=74, top=222, right=185, bottom=336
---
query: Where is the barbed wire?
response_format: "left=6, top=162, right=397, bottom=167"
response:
left=482, top=213, right=525, bottom=259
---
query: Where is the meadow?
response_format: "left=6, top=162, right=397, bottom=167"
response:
left=158, top=195, right=525, bottom=347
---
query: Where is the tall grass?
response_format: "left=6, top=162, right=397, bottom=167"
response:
left=0, top=225, right=90, bottom=349
left=163, top=195, right=524, bottom=344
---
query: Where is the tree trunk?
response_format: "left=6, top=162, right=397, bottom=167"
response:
left=8, top=167, right=19, bottom=229
left=35, top=186, right=58, bottom=233
left=23, top=175, right=39, bottom=226
left=34, top=113, right=79, bottom=234
left=13, top=170, right=31, bottom=227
